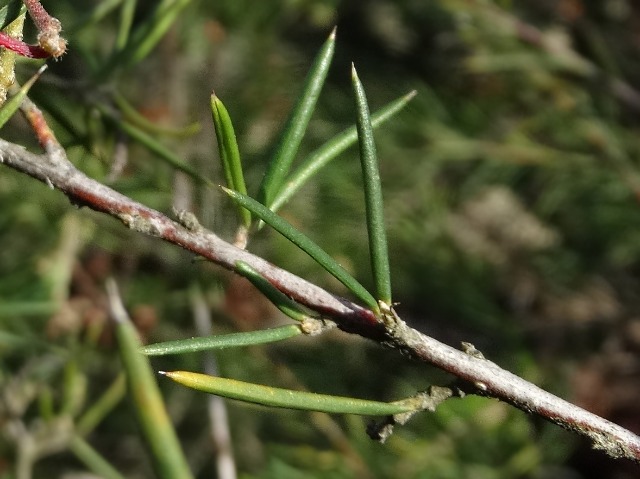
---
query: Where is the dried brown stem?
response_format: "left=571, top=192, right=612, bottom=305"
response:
left=1, top=138, right=639, bottom=463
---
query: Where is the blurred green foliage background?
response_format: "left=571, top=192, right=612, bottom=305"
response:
left=1, top=0, right=640, bottom=477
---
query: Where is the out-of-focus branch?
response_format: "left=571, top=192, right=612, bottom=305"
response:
left=190, top=287, right=237, bottom=479
left=2, top=138, right=640, bottom=463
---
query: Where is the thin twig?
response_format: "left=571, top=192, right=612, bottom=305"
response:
left=0, top=32, right=50, bottom=59
left=22, top=0, right=67, bottom=57
left=2, top=138, right=639, bottom=463
left=18, top=93, right=65, bottom=161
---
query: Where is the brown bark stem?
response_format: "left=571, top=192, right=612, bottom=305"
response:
left=2, top=138, right=639, bottom=463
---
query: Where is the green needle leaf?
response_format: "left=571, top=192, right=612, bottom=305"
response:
left=69, top=0, right=123, bottom=35
left=100, top=107, right=213, bottom=186
left=161, top=370, right=416, bottom=416
left=141, top=325, right=302, bottom=356
left=258, top=27, right=336, bottom=207
left=76, top=374, right=126, bottom=436
left=211, top=93, right=251, bottom=227
left=352, top=65, right=392, bottom=305
left=98, top=0, right=192, bottom=78
left=0, top=64, right=46, bottom=129
left=235, top=261, right=309, bottom=321
left=70, top=436, right=127, bottom=479
left=222, top=186, right=379, bottom=312
left=270, top=90, right=417, bottom=214
left=109, top=281, right=193, bottom=479
left=114, top=91, right=201, bottom=138
left=116, top=0, right=137, bottom=51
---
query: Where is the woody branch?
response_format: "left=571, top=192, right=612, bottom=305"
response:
left=1, top=134, right=639, bottom=463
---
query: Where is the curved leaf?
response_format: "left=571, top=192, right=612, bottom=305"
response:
left=0, top=64, right=46, bottom=129
left=222, top=186, right=379, bottom=312
left=269, top=90, right=417, bottom=214
left=258, top=27, right=336, bottom=207
left=161, top=370, right=416, bottom=416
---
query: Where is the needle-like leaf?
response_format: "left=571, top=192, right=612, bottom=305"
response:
left=352, top=65, right=392, bottom=305
left=0, top=64, right=46, bottom=129
left=258, top=27, right=336, bottom=207
left=115, top=0, right=136, bottom=51
left=76, top=374, right=126, bottom=436
left=141, top=325, right=302, bottom=356
left=70, top=436, right=127, bottom=479
left=269, top=90, right=417, bottom=214
left=222, top=186, right=379, bottom=312
left=161, top=370, right=416, bottom=416
left=211, top=93, right=251, bottom=227
left=113, top=91, right=201, bottom=138
left=98, top=0, right=192, bottom=78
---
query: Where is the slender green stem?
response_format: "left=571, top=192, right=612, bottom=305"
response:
left=269, top=91, right=417, bottom=214
left=161, top=370, right=415, bottom=416
left=76, top=374, right=126, bottom=436
left=70, top=436, right=127, bottom=479
left=352, top=65, right=392, bottom=305
left=113, top=91, right=201, bottom=138
left=108, top=280, right=194, bottom=479
left=37, top=387, right=54, bottom=420
left=0, top=330, right=65, bottom=354
left=60, top=359, right=82, bottom=416
left=0, top=300, right=58, bottom=316
left=142, top=325, right=302, bottom=356
left=100, top=106, right=213, bottom=185
left=258, top=27, right=336, bottom=207
left=222, top=186, right=379, bottom=312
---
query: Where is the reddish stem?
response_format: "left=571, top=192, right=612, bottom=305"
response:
left=22, top=0, right=66, bottom=57
left=22, top=0, right=60, bottom=34
left=0, top=31, right=50, bottom=58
